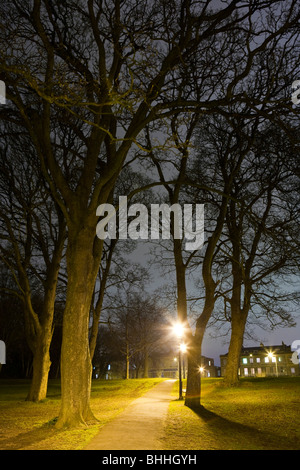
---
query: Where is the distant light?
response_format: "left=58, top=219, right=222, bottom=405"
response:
left=199, top=367, right=205, bottom=373
left=180, top=343, right=187, bottom=353
left=173, top=322, right=185, bottom=338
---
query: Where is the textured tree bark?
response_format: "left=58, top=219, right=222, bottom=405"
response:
left=56, top=228, right=99, bottom=428
left=143, top=346, right=149, bottom=378
left=185, top=294, right=215, bottom=409
left=25, top=218, right=65, bottom=403
left=223, top=312, right=248, bottom=386
left=26, top=333, right=52, bottom=402
left=223, top=200, right=247, bottom=387
left=185, top=333, right=202, bottom=409
left=89, top=239, right=116, bottom=360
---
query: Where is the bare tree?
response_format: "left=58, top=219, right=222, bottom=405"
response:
left=0, top=130, right=66, bottom=401
left=214, top=124, right=300, bottom=385
left=0, top=0, right=299, bottom=424
left=89, top=166, right=154, bottom=360
left=147, top=109, right=263, bottom=407
left=109, top=292, right=166, bottom=379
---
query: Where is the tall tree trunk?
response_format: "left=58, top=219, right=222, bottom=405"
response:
left=173, top=234, right=217, bottom=409
left=223, top=205, right=246, bottom=386
left=56, top=228, right=99, bottom=428
left=125, top=316, right=130, bottom=379
left=126, top=353, right=130, bottom=379
left=173, top=236, right=205, bottom=409
left=185, top=283, right=215, bottom=409
left=185, top=333, right=202, bottom=409
left=26, top=334, right=52, bottom=402
left=22, top=294, right=53, bottom=402
left=89, top=239, right=117, bottom=360
left=25, top=216, right=65, bottom=403
left=143, top=345, right=149, bottom=378
left=223, top=309, right=248, bottom=386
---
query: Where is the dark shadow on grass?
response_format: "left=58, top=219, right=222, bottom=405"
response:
left=0, top=419, right=60, bottom=450
left=187, top=405, right=298, bottom=450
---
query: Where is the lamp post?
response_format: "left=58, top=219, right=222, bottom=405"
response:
left=178, top=346, right=183, bottom=399
left=181, top=343, right=187, bottom=379
left=179, top=343, right=187, bottom=400
left=173, top=322, right=185, bottom=400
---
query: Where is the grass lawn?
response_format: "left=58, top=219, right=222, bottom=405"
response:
left=0, top=376, right=299, bottom=450
left=0, top=377, right=165, bottom=450
left=163, top=377, right=300, bottom=450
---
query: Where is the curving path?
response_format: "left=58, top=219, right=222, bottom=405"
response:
left=84, top=379, right=175, bottom=450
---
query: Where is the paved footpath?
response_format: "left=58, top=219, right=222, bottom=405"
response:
left=84, top=379, right=175, bottom=450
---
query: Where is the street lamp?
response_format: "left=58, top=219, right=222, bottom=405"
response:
left=173, top=322, right=185, bottom=339
left=173, top=322, right=186, bottom=400
left=180, top=343, right=187, bottom=379
left=178, top=343, right=187, bottom=400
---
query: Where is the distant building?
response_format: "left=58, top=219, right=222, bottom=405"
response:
left=199, top=355, right=221, bottom=378
left=96, top=350, right=220, bottom=380
left=220, top=342, right=300, bottom=378
left=148, top=351, right=178, bottom=379
left=148, top=351, right=220, bottom=379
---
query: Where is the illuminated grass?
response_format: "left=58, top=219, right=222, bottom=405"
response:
left=1, top=377, right=299, bottom=450
left=163, top=377, right=300, bottom=450
left=0, top=378, right=165, bottom=450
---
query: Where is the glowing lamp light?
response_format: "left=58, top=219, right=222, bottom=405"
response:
left=173, top=322, right=185, bottom=339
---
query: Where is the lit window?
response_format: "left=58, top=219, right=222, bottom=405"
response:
left=256, top=357, right=260, bottom=363
left=242, top=358, right=247, bottom=364
left=244, top=368, right=249, bottom=376
left=265, top=357, right=269, bottom=363
left=272, top=356, right=276, bottom=363
left=291, top=368, right=295, bottom=374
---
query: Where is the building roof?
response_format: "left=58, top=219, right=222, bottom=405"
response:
left=220, top=342, right=292, bottom=357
